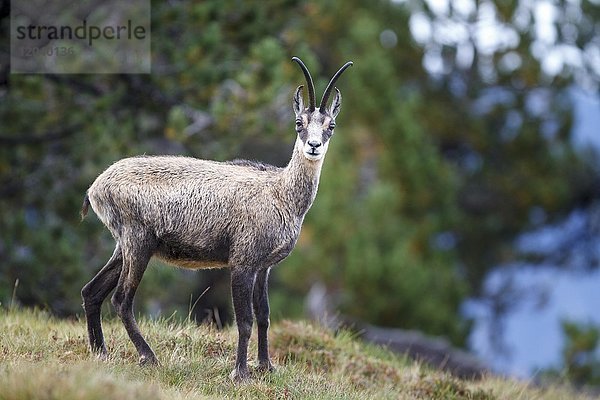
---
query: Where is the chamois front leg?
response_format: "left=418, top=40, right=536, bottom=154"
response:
left=253, top=267, right=274, bottom=372
left=230, top=267, right=256, bottom=381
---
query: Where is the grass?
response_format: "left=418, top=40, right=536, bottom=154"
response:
left=0, top=308, right=591, bottom=399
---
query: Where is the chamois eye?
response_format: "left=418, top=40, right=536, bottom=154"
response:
left=295, top=119, right=303, bottom=128
left=329, top=122, right=336, bottom=130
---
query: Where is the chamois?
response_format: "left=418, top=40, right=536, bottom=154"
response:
left=80, top=57, right=353, bottom=381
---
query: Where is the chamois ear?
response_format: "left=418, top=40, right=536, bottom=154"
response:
left=329, top=88, right=342, bottom=118
left=293, top=85, right=305, bottom=116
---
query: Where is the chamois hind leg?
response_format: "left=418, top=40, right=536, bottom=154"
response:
left=230, top=267, right=257, bottom=381
left=253, top=267, right=274, bottom=372
left=82, top=243, right=123, bottom=356
left=111, top=231, right=158, bottom=366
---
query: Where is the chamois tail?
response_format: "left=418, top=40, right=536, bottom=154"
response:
left=81, top=193, right=91, bottom=220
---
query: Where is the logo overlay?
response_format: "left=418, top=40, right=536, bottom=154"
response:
left=10, top=0, right=150, bottom=74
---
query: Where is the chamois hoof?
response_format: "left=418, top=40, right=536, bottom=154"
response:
left=95, top=351, right=109, bottom=362
left=230, top=367, right=250, bottom=382
left=139, top=354, right=159, bottom=366
left=256, top=361, right=275, bottom=373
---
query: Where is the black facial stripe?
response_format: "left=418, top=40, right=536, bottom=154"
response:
left=298, top=129, right=308, bottom=142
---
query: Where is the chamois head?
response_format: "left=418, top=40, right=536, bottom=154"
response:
left=292, top=57, right=353, bottom=161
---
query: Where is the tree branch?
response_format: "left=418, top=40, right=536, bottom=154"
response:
left=0, top=124, right=81, bottom=145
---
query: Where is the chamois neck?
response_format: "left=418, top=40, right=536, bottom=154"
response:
left=281, top=138, right=324, bottom=218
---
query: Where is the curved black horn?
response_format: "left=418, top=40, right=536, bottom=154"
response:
left=319, top=61, right=353, bottom=112
left=292, top=57, right=316, bottom=111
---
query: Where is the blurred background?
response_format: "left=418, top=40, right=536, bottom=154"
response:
left=1, top=0, right=599, bottom=386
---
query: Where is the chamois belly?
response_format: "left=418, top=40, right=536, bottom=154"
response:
left=154, top=236, right=230, bottom=270
left=153, top=224, right=300, bottom=269
left=157, top=257, right=228, bottom=270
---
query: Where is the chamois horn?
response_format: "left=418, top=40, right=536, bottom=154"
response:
left=291, top=57, right=316, bottom=111
left=319, top=61, right=353, bottom=112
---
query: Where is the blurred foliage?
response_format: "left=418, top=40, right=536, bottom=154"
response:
left=0, top=0, right=598, bottom=356
left=541, top=320, right=600, bottom=387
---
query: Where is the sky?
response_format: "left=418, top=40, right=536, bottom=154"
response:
left=469, top=266, right=600, bottom=377
left=572, top=88, right=600, bottom=151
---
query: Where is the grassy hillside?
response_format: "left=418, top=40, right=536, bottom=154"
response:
left=0, top=308, right=589, bottom=399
